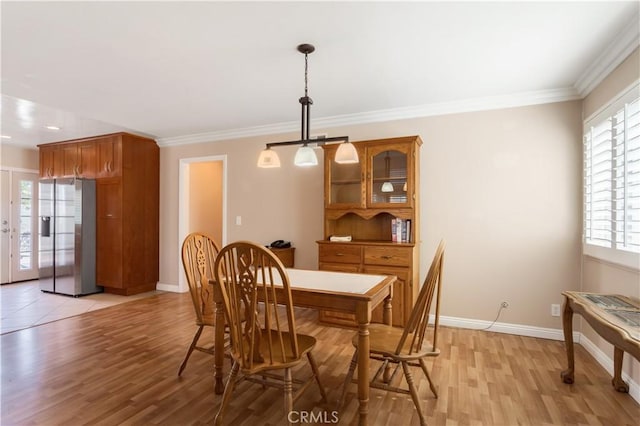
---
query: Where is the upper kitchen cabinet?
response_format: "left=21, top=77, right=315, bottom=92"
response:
left=38, top=140, right=98, bottom=178
left=76, top=142, right=98, bottom=177
left=324, top=136, right=420, bottom=211
left=39, top=144, right=63, bottom=178
left=37, top=134, right=126, bottom=179
left=96, top=136, right=122, bottom=177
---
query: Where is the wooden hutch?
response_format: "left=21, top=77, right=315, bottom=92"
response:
left=38, top=132, right=159, bottom=295
left=317, top=135, right=421, bottom=327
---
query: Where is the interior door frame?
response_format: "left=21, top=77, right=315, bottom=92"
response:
left=175, top=155, right=227, bottom=293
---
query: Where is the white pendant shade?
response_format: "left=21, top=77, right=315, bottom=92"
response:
left=294, top=145, right=318, bottom=167
left=257, top=148, right=281, bottom=168
left=335, top=142, right=359, bottom=164
left=381, top=182, right=394, bottom=192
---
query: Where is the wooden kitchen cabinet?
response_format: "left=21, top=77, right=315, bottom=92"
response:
left=76, top=143, right=98, bottom=177
left=96, top=136, right=122, bottom=177
left=95, top=134, right=158, bottom=295
left=38, top=132, right=159, bottom=295
left=317, top=136, right=421, bottom=327
left=38, top=141, right=97, bottom=178
left=39, top=145, right=60, bottom=178
left=61, top=144, right=79, bottom=177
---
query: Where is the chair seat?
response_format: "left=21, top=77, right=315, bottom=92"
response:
left=237, top=329, right=318, bottom=374
left=351, top=323, right=439, bottom=360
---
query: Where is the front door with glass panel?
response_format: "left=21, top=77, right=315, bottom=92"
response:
left=3, top=171, right=40, bottom=282
left=0, top=170, right=10, bottom=283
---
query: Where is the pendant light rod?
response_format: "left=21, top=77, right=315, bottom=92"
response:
left=299, top=44, right=314, bottom=142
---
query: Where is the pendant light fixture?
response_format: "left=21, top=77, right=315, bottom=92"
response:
left=257, top=44, right=359, bottom=168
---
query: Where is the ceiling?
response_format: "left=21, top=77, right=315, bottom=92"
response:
left=1, top=1, right=638, bottom=149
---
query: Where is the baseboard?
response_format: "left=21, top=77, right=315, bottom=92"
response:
left=155, top=282, right=185, bottom=293
left=437, top=314, right=639, bottom=404
left=437, top=315, right=580, bottom=341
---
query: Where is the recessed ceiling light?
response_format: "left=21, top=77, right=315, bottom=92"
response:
left=45, top=125, right=61, bottom=130
left=1, top=135, right=11, bottom=139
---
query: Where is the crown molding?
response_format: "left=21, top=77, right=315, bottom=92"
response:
left=314, top=87, right=581, bottom=129
left=156, top=121, right=301, bottom=147
left=157, top=87, right=580, bottom=147
left=574, top=15, right=640, bottom=97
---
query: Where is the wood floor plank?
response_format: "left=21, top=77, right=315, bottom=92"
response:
left=1, top=292, right=639, bottom=425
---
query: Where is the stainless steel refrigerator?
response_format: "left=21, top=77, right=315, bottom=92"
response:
left=38, top=178, right=102, bottom=296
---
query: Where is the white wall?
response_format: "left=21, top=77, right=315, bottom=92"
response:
left=159, top=99, right=583, bottom=332
left=0, top=143, right=39, bottom=170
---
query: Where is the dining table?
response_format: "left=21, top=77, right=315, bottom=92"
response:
left=211, top=267, right=396, bottom=426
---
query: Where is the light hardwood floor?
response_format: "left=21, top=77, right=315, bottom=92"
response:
left=1, top=292, right=638, bottom=425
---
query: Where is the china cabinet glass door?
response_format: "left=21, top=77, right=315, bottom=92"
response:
left=325, top=144, right=365, bottom=208
left=368, top=144, right=411, bottom=207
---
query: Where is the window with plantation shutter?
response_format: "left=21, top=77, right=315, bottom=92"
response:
left=583, top=82, right=640, bottom=269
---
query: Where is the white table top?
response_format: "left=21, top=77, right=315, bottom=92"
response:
left=284, top=268, right=389, bottom=294
left=254, top=267, right=390, bottom=295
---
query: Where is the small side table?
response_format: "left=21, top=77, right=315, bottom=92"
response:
left=561, top=291, right=640, bottom=392
left=269, top=247, right=295, bottom=268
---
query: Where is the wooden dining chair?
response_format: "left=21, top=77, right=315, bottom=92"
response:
left=178, top=232, right=222, bottom=376
left=212, top=241, right=327, bottom=426
left=338, top=239, right=445, bottom=426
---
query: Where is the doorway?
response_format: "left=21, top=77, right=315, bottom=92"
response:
left=176, top=155, right=226, bottom=293
left=0, top=169, right=40, bottom=284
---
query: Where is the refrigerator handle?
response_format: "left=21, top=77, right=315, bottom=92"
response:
left=41, top=216, right=51, bottom=237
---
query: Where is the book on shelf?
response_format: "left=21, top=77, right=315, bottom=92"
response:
left=329, top=235, right=352, bottom=242
left=391, top=218, right=411, bottom=243
left=391, top=218, right=397, bottom=242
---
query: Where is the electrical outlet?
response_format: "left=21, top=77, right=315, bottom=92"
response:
left=501, top=301, right=509, bottom=309
left=551, top=304, right=561, bottom=317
